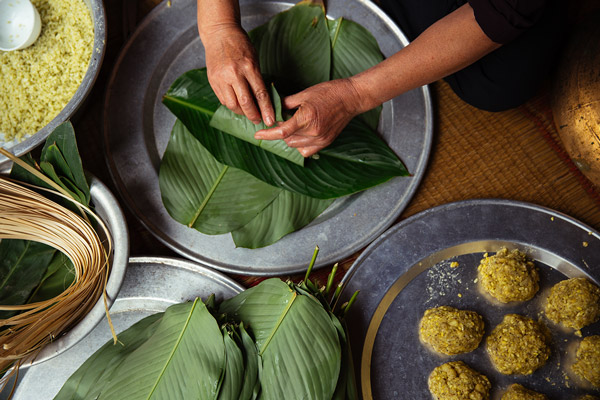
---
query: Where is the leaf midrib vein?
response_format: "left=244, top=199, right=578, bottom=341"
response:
left=259, top=291, right=297, bottom=356
left=188, top=166, right=229, bottom=227
left=0, top=241, right=31, bottom=291
left=146, top=298, right=200, bottom=400
left=163, top=96, right=215, bottom=117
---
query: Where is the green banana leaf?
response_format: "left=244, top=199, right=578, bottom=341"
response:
left=11, top=121, right=90, bottom=206
left=218, top=326, right=245, bottom=400
left=89, top=299, right=225, bottom=400
left=231, top=189, right=333, bottom=249
left=159, top=120, right=280, bottom=235
left=54, top=313, right=164, bottom=400
left=163, top=69, right=408, bottom=199
left=328, top=16, right=384, bottom=130
left=27, top=252, right=75, bottom=304
left=210, top=85, right=304, bottom=166
left=238, top=323, right=261, bottom=400
left=219, top=279, right=341, bottom=400
left=0, top=240, right=56, bottom=317
left=248, top=1, right=331, bottom=93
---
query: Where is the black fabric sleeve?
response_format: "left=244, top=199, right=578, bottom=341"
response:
left=468, top=0, right=548, bottom=44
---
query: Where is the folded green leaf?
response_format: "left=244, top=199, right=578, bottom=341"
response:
left=328, top=16, right=384, bottom=130
left=219, top=279, right=341, bottom=400
left=210, top=85, right=304, bottom=166
left=53, top=313, right=164, bottom=400
left=10, top=122, right=90, bottom=206
left=92, top=299, right=225, bottom=400
left=39, top=160, right=87, bottom=205
left=231, top=189, right=333, bottom=249
left=159, top=120, right=280, bottom=235
left=238, top=323, right=261, bottom=400
left=163, top=70, right=408, bottom=199
left=218, top=326, right=245, bottom=400
left=40, top=122, right=90, bottom=204
left=248, top=1, right=331, bottom=92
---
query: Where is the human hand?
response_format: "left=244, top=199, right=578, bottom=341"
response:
left=254, top=78, right=363, bottom=157
left=203, top=24, right=274, bottom=126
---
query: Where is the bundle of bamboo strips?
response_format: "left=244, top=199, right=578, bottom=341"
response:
left=0, top=176, right=114, bottom=392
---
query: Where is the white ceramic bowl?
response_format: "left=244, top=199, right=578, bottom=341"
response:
left=0, top=0, right=42, bottom=51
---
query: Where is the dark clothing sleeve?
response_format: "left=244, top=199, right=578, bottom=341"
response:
left=468, top=0, right=548, bottom=43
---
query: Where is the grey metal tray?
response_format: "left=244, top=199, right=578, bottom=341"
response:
left=3, top=256, right=244, bottom=400
left=103, top=0, right=432, bottom=276
left=339, top=199, right=600, bottom=399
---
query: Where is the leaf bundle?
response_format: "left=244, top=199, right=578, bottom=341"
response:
left=56, top=250, right=358, bottom=400
left=159, top=1, right=409, bottom=248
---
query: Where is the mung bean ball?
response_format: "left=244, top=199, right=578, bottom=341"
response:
left=428, top=361, right=491, bottom=400
left=419, top=306, right=485, bottom=355
left=545, top=278, right=600, bottom=330
left=572, top=335, right=600, bottom=387
left=501, top=384, right=548, bottom=400
left=478, top=248, right=539, bottom=303
left=486, top=314, right=551, bottom=375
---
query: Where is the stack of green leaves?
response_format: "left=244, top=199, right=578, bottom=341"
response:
left=0, top=122, right=89, bottom=320
left=159, top=1, right=409, bottom=249
left=55, top=250, right=358, bottom=400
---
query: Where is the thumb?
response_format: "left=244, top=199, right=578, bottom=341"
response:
left=282, top=91, right=305, bottom=111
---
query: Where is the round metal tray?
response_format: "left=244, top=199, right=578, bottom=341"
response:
left=339, top=199, right=600, bottom=399
left=103, top=0, right=432, bottom=276
left=3, top=256, right=245, bottom=400
left=0, top=0, right=106, bottom=167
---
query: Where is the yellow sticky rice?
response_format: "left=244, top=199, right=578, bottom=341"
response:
left=0, top=0, right=93, bottom=142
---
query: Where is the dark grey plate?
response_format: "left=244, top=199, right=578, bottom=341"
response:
left=103, top=0, right=432, bottom=276
left=2, top=256, right=244, bottom=400
left=339, top=199, right=600, bottom=399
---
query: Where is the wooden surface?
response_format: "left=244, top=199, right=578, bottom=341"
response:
left=74, top=0, right=600, bottom=287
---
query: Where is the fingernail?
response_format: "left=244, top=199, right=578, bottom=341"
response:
left=265, top=116, right=274, bottom=126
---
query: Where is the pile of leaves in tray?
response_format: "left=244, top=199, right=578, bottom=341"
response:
left=54, top=251, right=358, bottom=400
left=0, top=122, right=113, bottom=388
left=159, top=0, right=409, bottom=249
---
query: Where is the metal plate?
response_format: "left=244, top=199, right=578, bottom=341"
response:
left=339, top=199, right=600, bottom=399
left=0, top=0, right=106, bottom=167
left=19, top=174, right=129, bottom=366
left=3, top=256, right=245, bottom=400
left=103, top=0, right=433, bottom=276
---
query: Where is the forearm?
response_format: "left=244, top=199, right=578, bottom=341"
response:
left=197, top=0, right=241, bottom=40
left=350, top=3, right=501, bottom=113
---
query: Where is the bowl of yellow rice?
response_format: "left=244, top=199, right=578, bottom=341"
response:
left=0, top=0, right=105, bottom=168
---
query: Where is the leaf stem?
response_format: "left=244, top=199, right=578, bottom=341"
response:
left=325, top=263, right=338, bottom=296
left=342, top=290, right=360, bottom=317
left=304, top=245, right=320, bottom=282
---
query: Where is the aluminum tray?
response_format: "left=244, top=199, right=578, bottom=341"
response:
left=103, top=0, right=432, bottom=276
left=3, top=256, right=245, bottom=400
left=339, top=199, right=600, bottom=399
